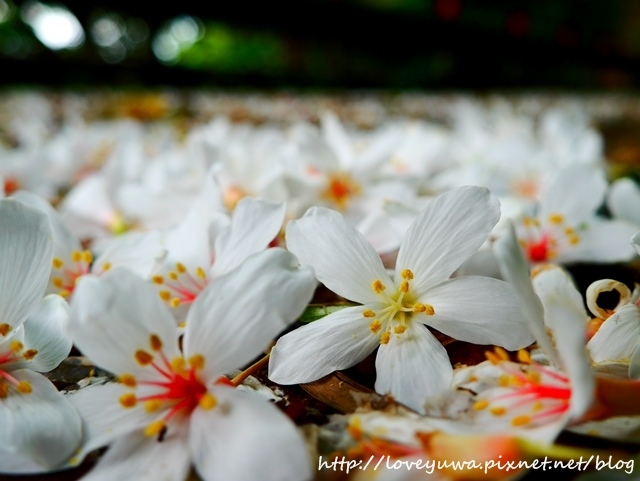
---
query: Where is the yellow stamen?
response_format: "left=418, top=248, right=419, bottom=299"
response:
left=23, top=349, right=38, bottom=360
left=119, top=373, right=137, bottom=387
left=380, top=331, right=391, bottom=344
left=170, top=357, right=185, bottom=372
left=371, top=280, right=385, bottom=293
left=149, top=334, right=162, bottom=351
left=176, top=263, right=186, bottom=274
left=144, top=420, right=166, bottom=437
left=135, top=350, right=153, bottom=365
left=473, top=400, right=489, bottom=411
left=17, top=381, right=32, bottom=394
left=362, top=309, right=376, bottom=318
left=102, top=262, right=112, bottom=271
left=119, top=392, right=137, bottom=408
left=418, top=304, right=435, bottom=315
left=568, top=234, right=580, bottom=246
left=499, top=374, right=510, bottom=387
left=485, top=351, right=501, bottom=365
left=511, top=415, right=531, bottom=426
left=490, top=407, right=506, bottom=416
left=170, top=298, right=181, bottom=308
left=196, top=267, right=206, bottom=279
left=517, top=349, right=531, bottom=364
left=159, top=291, right=171, bottom=301
left=71, top=250, right=82, bottom=262
left=144, top=400, right=162, bottom=412
left=168, top=272, right=178, bottom=281
left=52, top=277, right=64, bottom=288
left=548, top=213, right=564, bottom=224
left=370, top=319, right=382, bottom=334
left=399, top=281, right=409, bottom=293
left=494, top=346, right=510, bottom=361
left=152, top=275, right=165, bottom=284
left=394, top=325, right=407, bottom=334
left=400, top=269, right=414, bottom=280
left=82, top=250, right=93, bottom=264
left=189, top=354, right=205, bottom=370
left=0, top=324, right=11, bottom=336
left=52, top=257, right=64, bottom=269
left=532, top=402, right=544, bottom=412
left=199, top=392, right=217, bottom=410
left=9, top=340, right=23, bottom=353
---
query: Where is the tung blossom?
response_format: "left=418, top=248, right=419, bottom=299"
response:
left=513, top=164, right=637, bottom=266
left=66, top=248, right=317, bottom=481
left=0, top=199, right=82, bottom=473
left=269, top=186, right=533, bottom=412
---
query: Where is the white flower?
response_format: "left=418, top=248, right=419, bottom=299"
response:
left=152, top=195, right=286, bottom=322
left=513, top=165, right=638, bottom=265
left=0, top=199, right=81, bottom=473
left=66, top=247, right=317, bottom=481
left=269, top=186, right=532, bottom=412
left=584, top=278, right=640, bottom=375
left=434, top=221, right=596, bottom=443
left=11, top=190, right=166, bottom=302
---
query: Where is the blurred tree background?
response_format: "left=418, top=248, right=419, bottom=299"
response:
left=1, top=0, right=640, bottom=90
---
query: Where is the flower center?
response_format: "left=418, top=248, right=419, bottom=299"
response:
left=519, top=214, right=581, bottom=264
left=51, top=250, right=98, bottom=298
left=322, top=172, right=361, bottom=210
left=118, top=334, right=216, bottom=438
left=153, top=263, right=208, bottom=308
left=364, top=269, right=435, bottom=345
left=3, top=177, right=20, bottom=196
left=472, top=348, right=571, bottom=427
left=0, top=340, right=37, bottom=398
left=223, top=185, right=247, bottom=211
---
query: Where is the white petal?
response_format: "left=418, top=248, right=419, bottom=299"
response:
left=92, top=230, right=167, bottom=278
left=66, top=382, right=149, bottom=461
left=321, top=111, right=354, bottom=169
left=211, top=197, right=286, bottom=278
left=11, top=189, right=82, bottom=258
left=539, top=295, right=594, bottom=421
left=422, top=277, right=534, bottom=351
left=0, top=199, right=53, bottom=331
left=629, top=344, right=640, bottom=379
left=285, top=206, right=392, bottom=304
left=184, top=248, right=317, bottom=381
left=539, top=165, right=607, bottom=223
left=268, top=305, right=380, bottom=384
left=191, top=385, right=311, bottom=481
left=607, top=177, right=640, bottom=226
left=79, top=427, right=191, bottom=481
left=375, top=323, right=452, bottom=413
left=493, top=221, right=560, bottom=365
left=395, top=186, right=500, bottom=292
left=532, top=264, right=588, bottom=336
left=558, top=219, right=638, bottom=264
left=587, top=304, right=640, bottom=364
left=69, top=268, right=180, bottom=377
left=5, top=294, right=71, bottom=372
left=0, top=370, right=82, bottom=473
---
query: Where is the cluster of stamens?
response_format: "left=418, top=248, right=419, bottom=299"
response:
left=346, top=418, right=421, bottom=461
left=118, top=333, right=216, bottom=438
left=51, top=250, right=103, bottom=298
left=471, top=347, right=571, bottom=428
left=363, top=269, right=435, bottom=345
left=0, top=339, right=38, bottom=398
left=152, top=262, right=208, bottom=308
left=519, top=213, right=581, bottom=263
left=322, top=172, right=362, bottom=210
